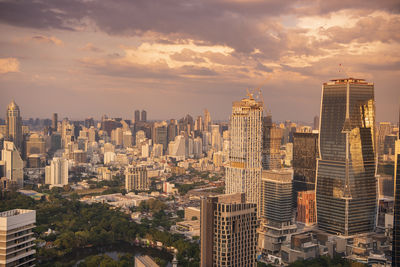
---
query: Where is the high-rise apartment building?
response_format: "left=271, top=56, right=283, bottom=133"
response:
left=52, top=113, right=58, bottom=131
left=0, top=209, right=36, bottom=266
left=262, top=115, right=282, bottom=170
left=292, top=132, right=318, bottom=207
left=45, top=157, right=68, bottom=187
left=225, top=94, right=263, bottom=206
left=6, top=100, right=22, bottom=151
left=125, top=166, right=148, bottom=191
left=200, top=193, right=257, bottom=267
left=1, top=141, right=23, bottom=188
left=392, top=137, right=400, bottom=266
left=141, top=110, right=147, bottom=122
left=316, top=78, right=376, bottom=236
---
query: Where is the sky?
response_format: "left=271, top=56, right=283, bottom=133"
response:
left=0, top=0, right=399, bottom=122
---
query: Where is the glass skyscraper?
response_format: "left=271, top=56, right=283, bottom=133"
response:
left=316, top=78, right=376, bottom=236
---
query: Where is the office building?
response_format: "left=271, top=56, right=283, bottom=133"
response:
left=200, top=193, right=257, bottom=267
left=141, top=110, right=147, bottom=122
left=316, top=78, right=376, bottom=236
left=45, top=157, right=68, bottom=187
left=262, top=115, right=282, bottom=170
left=225, top=93, right=263, bottom=206
left=0, top=209, right=36, bottom=266
left=292, top=132, right=318, bottom=206
left=134, top=110, right=140, bottom=123
left=125, top=166, right=148, bottom=191
left=167, top=119, right=177, bottom=143
left=258, top=169, right=296, bottom=255
left=6, top=100, right=23, bottom=151
left=153, top=121, right=168, bottom=151
left=1, top=141, right=23, bottom=188
left=52, top=113, right=58, bottom=131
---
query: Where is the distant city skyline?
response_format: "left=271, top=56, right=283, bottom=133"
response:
left=0, top=1, right=399, bottom=122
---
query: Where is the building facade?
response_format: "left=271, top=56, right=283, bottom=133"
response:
left=200, top=193, right=257, bottom=267
left=45, top=157, right=68, bottom=187
left=262, top=115, right=282, bottom=170
left=258, top=169, right=297, bottom=255
left=225, top=94, right=263, bottom=207
left=297, top=190, right=316, bottom=226
left=292, top=132, right=318, bottom=207
left=125, top=166, right=148, bottom=191
left=0, top=209, right=36, bottom=266
left=0, top=141, right=23, bottom=188
left=316, top=78, right=377, bottom=236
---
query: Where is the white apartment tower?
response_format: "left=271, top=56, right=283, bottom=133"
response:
left=0, top=209, right=36, bottom=266
left=1, top=141, right=24, bottom=188
left=225, top=93, right=263, bottom=207
left=45, top=157, right=68, bottom=186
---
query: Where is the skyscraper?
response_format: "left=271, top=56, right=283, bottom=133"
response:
left=6, top=100, right=22, bottom=151
left=204, top=109, right=211, bottom=132
left=316, top=78, right=376, bottom=236
left=262, top=114, right=282, bottom=170
left=52, top=113, right=58, bottom=131
left=225, top=93, right=263, bottom=206
left=134, top=110, right=140, bottom=123
left=258, top=169, right=297, bottom=255
left=141, top=110, right=147, bottom=122
left=200, top=193, right=257, bottom=267
left=153, top=121, right=168, bottom=151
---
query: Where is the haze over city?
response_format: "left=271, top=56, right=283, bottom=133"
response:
left=0, top=0, right=399, bottom=122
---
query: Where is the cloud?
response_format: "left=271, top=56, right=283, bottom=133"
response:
left=31, top=35, right=64, bottom=46
left=81, top=43, right=104, bottom=52
left=0, top=58, right=20, bottom=74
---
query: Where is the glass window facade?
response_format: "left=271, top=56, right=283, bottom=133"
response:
left=316, top=79, right=377, bottom=236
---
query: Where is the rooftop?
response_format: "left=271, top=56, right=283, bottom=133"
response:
left=0, top=209, right=34, bottom=218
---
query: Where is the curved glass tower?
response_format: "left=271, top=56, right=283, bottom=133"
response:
left=316, top=78, right=376, bottom=236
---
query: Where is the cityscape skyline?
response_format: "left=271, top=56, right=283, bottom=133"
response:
left=0, top=1, right=399, bottom=266
left=0, top=1, right=399, bottom=122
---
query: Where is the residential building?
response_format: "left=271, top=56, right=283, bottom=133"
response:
left=125, top=166, right=148, bottom=191
left=0, top=141, right=23, bottom=188
left=0, top=209, right=36, bottom=267
left=200, top=193, right=257, bottom=267
left=45, top=157, right=68, bottom=187
left=225, top=93, right=263, bottom=207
